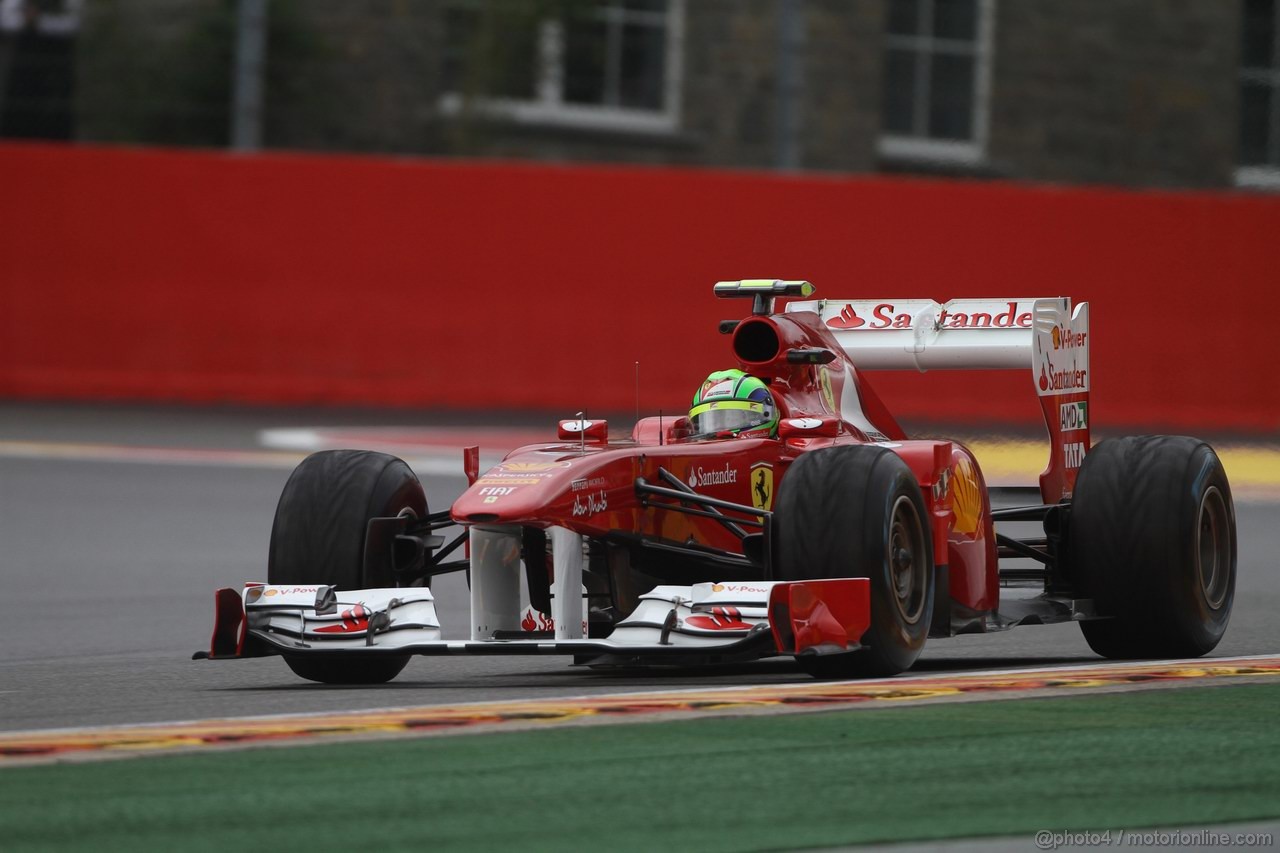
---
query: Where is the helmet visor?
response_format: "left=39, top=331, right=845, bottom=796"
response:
left=688, top=400, right=773, bottom=436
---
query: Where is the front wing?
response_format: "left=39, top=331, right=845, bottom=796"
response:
left=195, top=579, right=872, bottom=666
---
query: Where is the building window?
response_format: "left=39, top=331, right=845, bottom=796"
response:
left=440, top=0, right=683, bottom=134
left=1238, top=0, right=1280, bottom=188
left=879, top=0, right=995, bottom=165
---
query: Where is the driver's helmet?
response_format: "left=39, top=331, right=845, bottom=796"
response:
left=689, top=369, right=778, bottom=437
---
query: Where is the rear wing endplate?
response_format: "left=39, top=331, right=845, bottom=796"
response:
left=786, top=297, right=1090, bottom=500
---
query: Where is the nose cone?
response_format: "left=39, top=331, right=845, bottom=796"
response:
left=452, top=456, right=575, bottom=523
left=451, top=451, right=629, bottom=527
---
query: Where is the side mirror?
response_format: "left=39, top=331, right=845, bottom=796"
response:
left=778, top=416, right=841, bottom=439
left=558, top=418, right=608, bottom=443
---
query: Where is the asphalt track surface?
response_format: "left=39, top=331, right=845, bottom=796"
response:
left=2, top=403, right=1277, bottom=734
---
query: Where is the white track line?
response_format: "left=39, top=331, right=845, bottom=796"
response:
left=5, top=653, right=1277, bottom=740
left=0, top=440, right=500, bottom=477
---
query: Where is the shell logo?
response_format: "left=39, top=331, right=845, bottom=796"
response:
left=951, top=455, right=982, bottom=536
left=711, top=584, right=725, bottom=592
left=500, top=462, right=570, bottom=472
left=818, top=367, right=837, bottom=412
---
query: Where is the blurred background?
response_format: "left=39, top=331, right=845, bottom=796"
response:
left=3, top=0, right=1278, bottom=186
left=0, top=0, right=1277, bottom=436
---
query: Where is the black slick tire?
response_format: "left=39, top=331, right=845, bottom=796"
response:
left=268, top=449, right=426, bottom=684
left=1070, top=436, right=1236, bottom=659
left=774, top=445, right=934, bottom=678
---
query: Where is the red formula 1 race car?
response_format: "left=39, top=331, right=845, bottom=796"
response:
left=198, top=281, right=1237, bottom=684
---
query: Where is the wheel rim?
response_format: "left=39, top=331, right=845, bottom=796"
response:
left=1196, top=485, right=1231, bottom=610
left=888, top=495, right=928, bottom=625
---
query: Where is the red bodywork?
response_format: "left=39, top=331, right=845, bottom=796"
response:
left=451, top=307, right=1003, bottom=622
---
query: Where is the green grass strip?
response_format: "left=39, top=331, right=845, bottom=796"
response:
left=3, top=683, right=1279, bottom=852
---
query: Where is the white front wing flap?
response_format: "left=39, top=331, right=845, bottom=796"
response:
left=243, top=584, right=442, bottom=651
left=202, top=578, right=871, bottom=662
left=608, top=582, right=776, bottom=647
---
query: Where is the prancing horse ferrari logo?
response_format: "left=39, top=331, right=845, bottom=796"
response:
left=750, top=462, right=774, bottom=512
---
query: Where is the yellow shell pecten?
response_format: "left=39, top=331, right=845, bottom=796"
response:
left=952, top=454, right=982, bottom=536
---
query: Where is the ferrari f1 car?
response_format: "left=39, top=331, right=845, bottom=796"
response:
left=198, top=281, right=1237, bottom=683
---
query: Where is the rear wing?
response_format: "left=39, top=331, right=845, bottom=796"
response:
left=785, top=297, right=1091, bottom=501
left=785, top=298, right=1080, bottom=371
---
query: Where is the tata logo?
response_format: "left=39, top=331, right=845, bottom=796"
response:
left=1063, top=442, right=1087, bottom=469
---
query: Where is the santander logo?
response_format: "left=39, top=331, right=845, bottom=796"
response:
left=688, top=464, right=737, bottom=488
left=828, top=305, right=867, bottom=328
left=1040, top=360, right=1087, bottom=392
left=827, top=302, right=1033, bottom=331
left=521, top=609, right=554, bottom=632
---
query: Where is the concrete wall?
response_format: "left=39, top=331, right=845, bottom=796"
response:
left=2, top=143, right=1277, bottom=433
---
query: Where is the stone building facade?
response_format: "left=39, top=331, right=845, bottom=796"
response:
left=63, top=0, right=1280, bottom=191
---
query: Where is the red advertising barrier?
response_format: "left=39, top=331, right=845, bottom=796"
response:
left=1, top=143, right=1277, bottom=432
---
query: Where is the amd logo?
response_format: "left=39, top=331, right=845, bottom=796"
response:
left=1060, top=402, right=1088, bottom=433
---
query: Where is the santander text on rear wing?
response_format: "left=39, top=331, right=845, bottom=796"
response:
left=785, top=297, right=1090, bottom=501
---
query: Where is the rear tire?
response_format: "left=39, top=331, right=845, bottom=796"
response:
left=1071, top=436, right=1236, bottom=659
left=774, top=446, right=934, bottom=678
left=268, top=450, right=426, bottom=684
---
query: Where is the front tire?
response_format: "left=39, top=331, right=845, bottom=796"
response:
left=268, top=450, right=426, bottom=684
left=1071, top=436, right=1236, bottom=659
left=774, top=446, right=934, bottom=678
